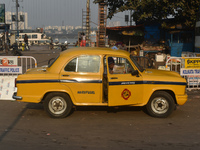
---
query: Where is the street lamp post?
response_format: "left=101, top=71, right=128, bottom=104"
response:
left=16, top=0, right=19, bottom=44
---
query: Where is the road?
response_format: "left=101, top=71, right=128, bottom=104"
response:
left=0, top=48, right=200, bottom=150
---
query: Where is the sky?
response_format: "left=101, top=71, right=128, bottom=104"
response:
left=1, top=0, right=127, bottom=28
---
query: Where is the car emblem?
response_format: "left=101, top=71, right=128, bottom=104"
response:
left=121, top=89, right=131, bottom=100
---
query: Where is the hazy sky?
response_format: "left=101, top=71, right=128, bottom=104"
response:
left=1, top=0, right=127, bottom=28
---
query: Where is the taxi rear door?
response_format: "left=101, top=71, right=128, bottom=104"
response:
left=60, top=55, right=102, bottom=104
left=106, top=56, right=143, bottom=106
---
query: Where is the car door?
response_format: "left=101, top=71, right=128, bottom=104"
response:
left=59, top=55, right=102, bottom=104
left=106, top=56, right=143, bottom=106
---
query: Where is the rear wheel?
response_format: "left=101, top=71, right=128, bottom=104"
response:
left=44, top=93, right=73, bottom=118
left=146, top=91, right=175, bottom=118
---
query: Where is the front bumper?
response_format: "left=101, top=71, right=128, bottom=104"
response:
left=12, top=92, right=22, bottom=100
left=176, top=94, right=188, bottom=105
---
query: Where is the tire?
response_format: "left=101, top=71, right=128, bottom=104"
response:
left=146, top=91, right=175, bottom=118
left=44, top=93, right=73, bottom=118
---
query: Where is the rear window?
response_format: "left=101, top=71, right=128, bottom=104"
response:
left=64, top=55, right=100, bottom=73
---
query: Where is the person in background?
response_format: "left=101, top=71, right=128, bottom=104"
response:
left=108, top=57, right=115, bottom=74
left=111, top=44, right=118, bottom=50
left=24, top=34, right=29, bottom=50
left=75, top=41, right=79, bottom=47
left=50, top=39, right=54, bottom=50
left=119, top=44, right=127, bottom=51
left=80, top=32, right=86, bottom=47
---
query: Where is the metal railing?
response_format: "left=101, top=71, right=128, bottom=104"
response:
left=166, top=57, right=200, bottom=90
left=0, top=56, right=37, bottom=75
left=0, top=56, right=37, bottom=100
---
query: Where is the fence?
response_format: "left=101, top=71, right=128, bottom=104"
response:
left=166, top=57, right=200, bottom=90
left=0, top=56, right=37, bottom=100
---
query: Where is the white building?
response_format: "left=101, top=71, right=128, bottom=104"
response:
left=5, top=11, right=28, bottom=30
left=75, top=26, right=82, bottom=30
left=67, top=26, right=74, bottom=30
left=108, top=21, right=121, bottom=27
left=44, top=26, right=52, bottom=30
left=61, top=26, right=66, bottom=30
left=57, top=26, right=62, bottom=31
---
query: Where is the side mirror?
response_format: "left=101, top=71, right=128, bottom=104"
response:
left=131, top=70, right=139, bottom=77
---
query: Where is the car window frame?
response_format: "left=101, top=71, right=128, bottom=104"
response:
left=107, top=56, right=135, bottom=75
left=130, top=55, right=144, bottom=72
left=64, top=55, right=101, bottom=73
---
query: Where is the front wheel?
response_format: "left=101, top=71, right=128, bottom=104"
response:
left=146, top=91, right=175, bottom=118
left=44, top=93, right=73, bottom=118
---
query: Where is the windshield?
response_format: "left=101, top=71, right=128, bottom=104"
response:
left=130, top=55, right=144, bottom=72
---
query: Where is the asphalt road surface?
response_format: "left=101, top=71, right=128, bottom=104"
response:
left=0, top=48, right=200, bottom=150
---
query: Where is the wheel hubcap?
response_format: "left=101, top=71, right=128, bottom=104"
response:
left=151, top=97, right=169, bottom=114
left=49, top=97, right=67, bottom=115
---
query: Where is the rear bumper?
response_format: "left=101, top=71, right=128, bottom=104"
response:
left=176, top=94, right=188, bottom=105
left=12, top=92, right=22, bottom=100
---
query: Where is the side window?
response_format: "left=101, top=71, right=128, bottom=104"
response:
left=64, top=58, right=77, bottom=72
left=64, top=55, right=100, bottom=73
left=108, top=56, right=134, bottom=74
left=125, top=59, right=134, bottom=73
left=32, top=34, right=38, bottom=39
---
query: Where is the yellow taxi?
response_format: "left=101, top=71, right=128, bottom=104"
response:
left=13, top=47, right=188, bottom=118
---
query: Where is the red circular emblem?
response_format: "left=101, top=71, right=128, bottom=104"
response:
left=1, top=58, right=9, bottom=66
left=121, top=89, right=131, bottom=100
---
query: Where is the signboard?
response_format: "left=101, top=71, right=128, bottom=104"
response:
left=0, top=56, right=19, bottom=100
left=0, top=4, right=5, bottom=23
left=185, top=58, right=200, bottom=68
left=0, top=66, right=22, bottom=74
left=0, top=56, right=21, bottom=74
left=0, top=56, right=18, bottom=66
left=180, top=68, right=200, bottom=76
left=180, top=68, right=200, bottom=86
left=187, top=76, right=200, bottom=86
left=0, top=76, right=17, bottom=100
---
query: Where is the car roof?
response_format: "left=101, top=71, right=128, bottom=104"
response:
left=60, top=47, right=130, bottom=57
left=47, top=47, right=131, bottom=73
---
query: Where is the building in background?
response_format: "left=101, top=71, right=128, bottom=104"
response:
left=5, top=11, right=28, bottom=30
left=108, top=21, right=121, bottom=27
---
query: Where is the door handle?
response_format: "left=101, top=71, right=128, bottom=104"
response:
left=62, top=75, right=70, bottom=77
left=110, top=77, right=118, bottom=79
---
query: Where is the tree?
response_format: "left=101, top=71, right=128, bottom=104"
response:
left=94, top=0, right=200, bottom=27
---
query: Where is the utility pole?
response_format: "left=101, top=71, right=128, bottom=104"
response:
left=130, top=10, right=132, bottom=26
left=86, top=0, right=90, bottom=46
left=16, top=0, right=19, bottom=43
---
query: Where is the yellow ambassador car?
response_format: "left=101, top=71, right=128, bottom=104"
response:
left=13, top=47, right=188, bottom=118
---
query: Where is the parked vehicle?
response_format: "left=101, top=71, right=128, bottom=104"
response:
left=13, top=47, right=188, bottom=118
left=11, top=42, right=22, bottom=56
